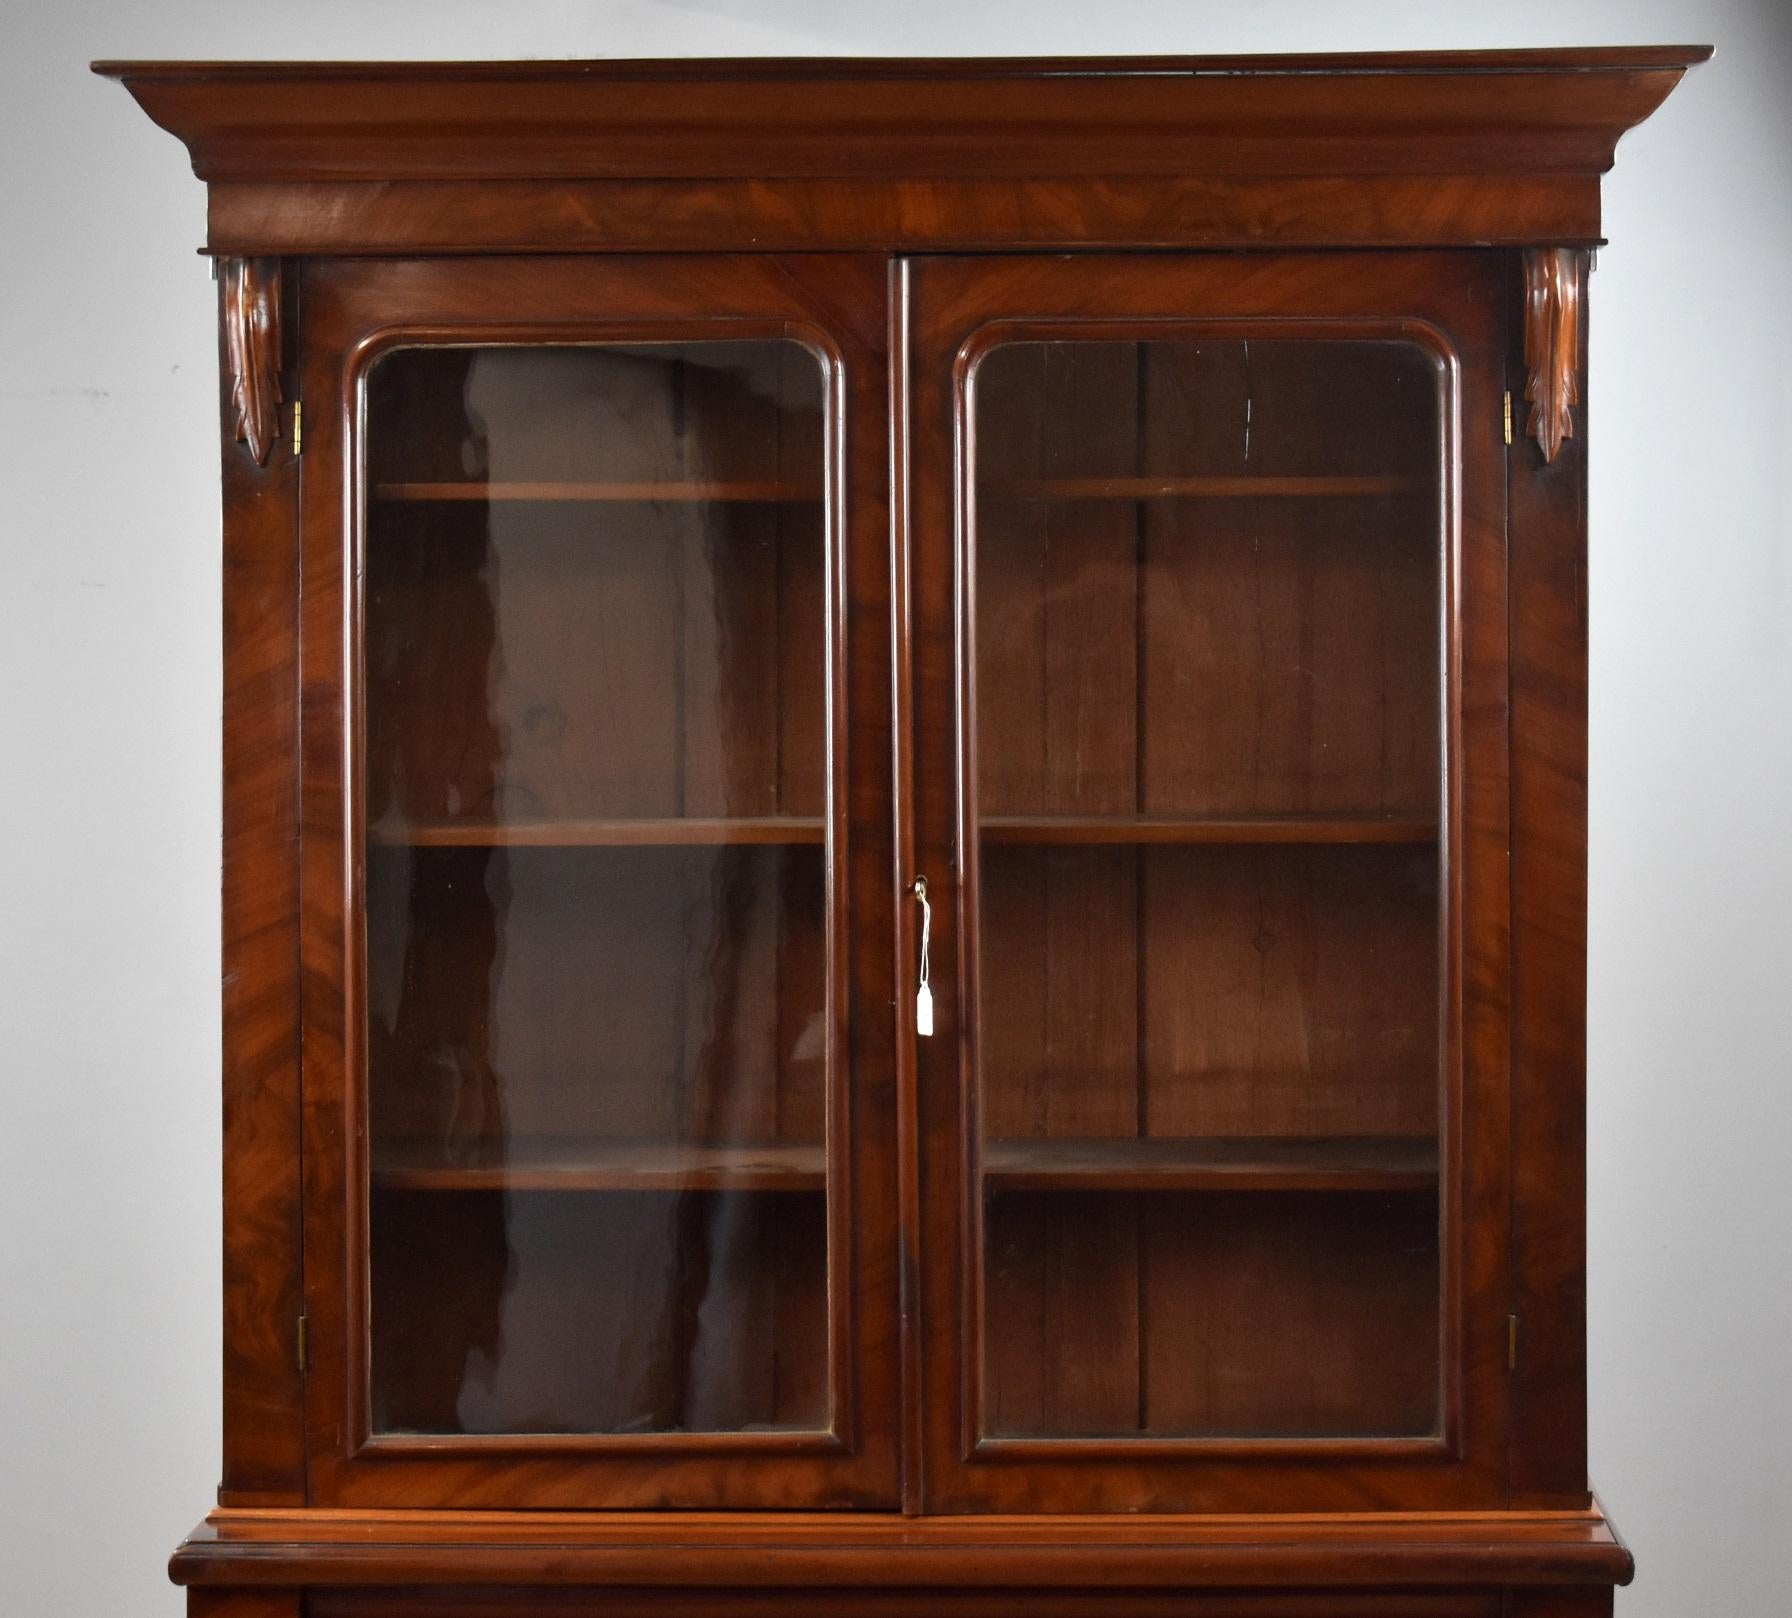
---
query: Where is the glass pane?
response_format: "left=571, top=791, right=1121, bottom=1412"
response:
left=971, top=338, right=1443, bottom=1440
left=362, top=341, right=831, bottom=1436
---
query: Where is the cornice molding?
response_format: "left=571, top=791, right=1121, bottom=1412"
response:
left=96, top=49, right=1708, bottom=255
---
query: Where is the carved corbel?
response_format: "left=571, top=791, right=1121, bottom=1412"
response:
left=223, top=257, right=283, bottom=465
left=1522, top=247, right=1583, bottom=464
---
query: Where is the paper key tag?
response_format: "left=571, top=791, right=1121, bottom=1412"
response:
left=916, top=983, right=935, bottom=1037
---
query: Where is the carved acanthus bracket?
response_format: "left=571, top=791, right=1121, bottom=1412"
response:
left=1522, top=247, right=1583, bottom=464
left=223, top=256, right=283, bottom=465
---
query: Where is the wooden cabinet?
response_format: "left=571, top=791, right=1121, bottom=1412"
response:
left=99, top=45, right=1703, bottom=1618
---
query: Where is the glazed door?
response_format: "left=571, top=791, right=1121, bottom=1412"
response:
left=298, top=256, right=899, bottom=1508
left=904, top=253, right=1512, bottom=1512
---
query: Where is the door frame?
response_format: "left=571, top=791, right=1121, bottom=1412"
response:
left=900, top=251, right=1513, bottom=1513
left=296, top=253, right=901, bottom=1510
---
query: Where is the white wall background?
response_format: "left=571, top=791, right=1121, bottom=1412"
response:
left=2, top=2, right=1786, bottom=1613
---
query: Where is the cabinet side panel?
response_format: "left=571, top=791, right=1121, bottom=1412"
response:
left=1506, top=253, right=1591, bottom=1506
left=217, top=270, right=307, bottom=1504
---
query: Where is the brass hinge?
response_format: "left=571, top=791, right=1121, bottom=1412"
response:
left=291, top=400, right=303, bottom=457
left=1502, top=390, right=1514, bottom=446
left=297, top=1313, right=309, bottom=1373
left=1507, top=1313, right=1520, bottom=1371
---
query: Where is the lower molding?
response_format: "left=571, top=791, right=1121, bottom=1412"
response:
left=306, top=1591, right=1596, bottom=1618
left=171, top=1505, right=1632, bottom=1593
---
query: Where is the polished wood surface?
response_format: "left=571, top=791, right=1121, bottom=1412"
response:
left=221, top=257, right=282, bottom=464
left=201, top=172, right=1614, bottom=257
left=1506, top=252, right=1595, bottom=1506
left=215, top=261, right=306, bottom=1508
left=95, top=49, right=1706, bottom=254
left=96, top=50, right=1707, bottom=183
left=908, top=250, right=1511, bottom=1511
left=979, top=813, right=1438, bottom=844
left=980, top=1136, right=1439, bottom=1193
left=310, top=1595, right=1506, bottom=1618
left=1523, top=248, right=1585, bottom=463
left=91, top=42, right=1701, bottom=1618
left=372, top=816, right=826, bottom=848
left=371, top=1140, right=828, bottom=1193
left=170, top=1503, right=1635, bottom=1588
left=296, top=253, right=900, bottom=1509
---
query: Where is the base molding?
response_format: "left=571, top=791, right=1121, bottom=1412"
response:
left=172, top=1504, right=1632, bottom=1593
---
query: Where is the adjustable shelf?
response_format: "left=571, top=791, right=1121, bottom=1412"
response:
left=982, top=1136, right=1439, bottom=1194
left=980, top=813, right=1439, bottom=846
left=373, top=1139, right=828, bottom=1193
left=372, top=479, right=824, bottom=504
left=370, top=816, right=827, bottom=849
left=976, top=475, right=1427, bottom=502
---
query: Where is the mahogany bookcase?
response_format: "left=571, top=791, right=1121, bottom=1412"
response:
left=97, top=46, right=1706, bottom=1618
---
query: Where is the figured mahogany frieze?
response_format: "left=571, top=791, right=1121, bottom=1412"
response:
left=1522, top=247, right=1583, bottom=464
left=223, top=256, right=283, bottom=464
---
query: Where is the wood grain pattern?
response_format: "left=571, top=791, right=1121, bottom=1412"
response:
left=1140, top=845, right=1439, bottom=1140
left=371, top=1140, right=827, bottom=1192
left=372, top=817, right=825, bottom=848
left=914, top=250, right=1510, bottom=1513
left=1506, top=259, right=1594, bottom=1507
left=93, top=43, right=1702, bottom=1612
left=222, top=256, right=283, bottom=464
left=299, top=253, right=899, bottom=1509
left=1523, top=249, right=1584, bottom=464
left=980, top=814, right=1438, bottom=844
left=215, top=261, right=306, bottom=1506
left=98, top=52, right=1705, bottom=183
left=982, top=1135, right=1438, bottom=1192
left=98, top=50, right=1705, bottom=255
left=308, top=1593, right=1502, bottom=1618
left=201, top=172, right=1612, bottom=256
left=1138, top=1191, right=1440, bottom=1438
left=372, top=480, right=819, bottom=502
left=169, top=1502, right=1637, bottom=1587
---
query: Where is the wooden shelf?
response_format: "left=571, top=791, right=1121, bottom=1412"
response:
left=372, top=479, right=823, bottom=504
left=983, top=1136, right=1438, bottom=1193
left=370, top=816, right=826, bottom=849
left=980, top=813, right=1438, bottom=846
left=976, top=475, right=1426, bottom=502
left=373, top=1139, right=827, bottom=1193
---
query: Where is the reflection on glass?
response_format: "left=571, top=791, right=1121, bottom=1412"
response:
left=363, top=342, right=830, bottom=1435
left=971, top=339, right=1444, bottom=1440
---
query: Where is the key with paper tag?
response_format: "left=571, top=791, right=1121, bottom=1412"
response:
left=911, top=875, right=934, bottom=1038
